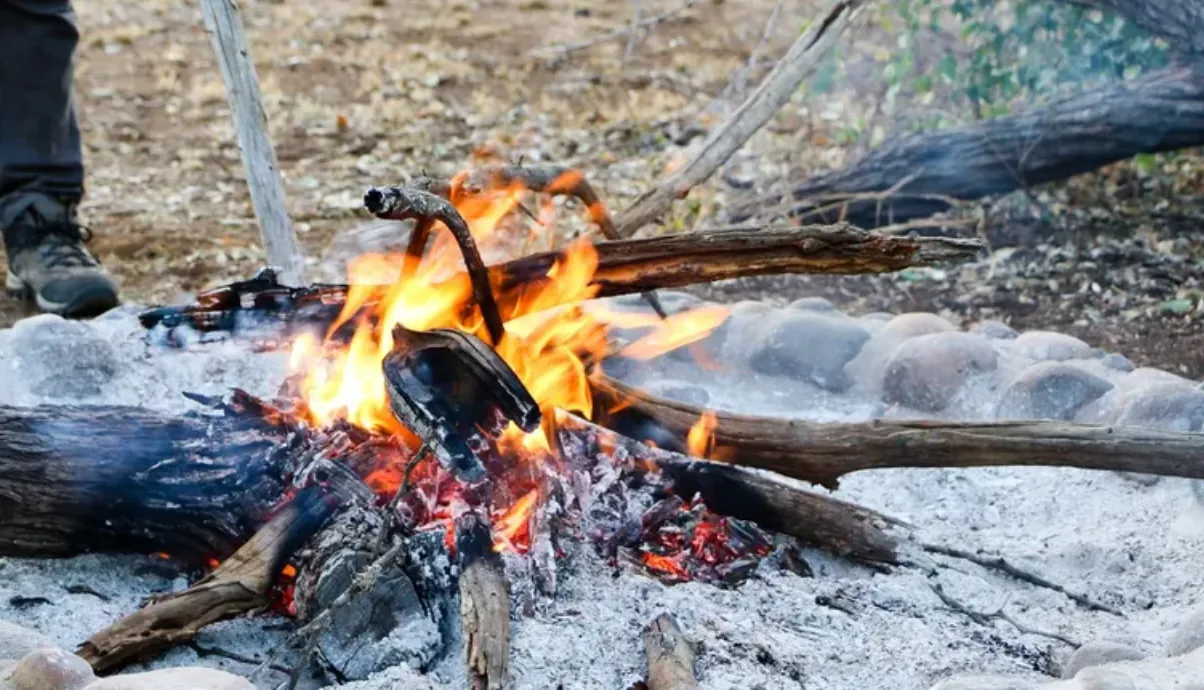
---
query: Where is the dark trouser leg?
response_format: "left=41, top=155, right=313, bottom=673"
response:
left=0, top=0, right=84, bottom=227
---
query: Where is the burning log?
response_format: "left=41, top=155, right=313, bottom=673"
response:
left=0, top=404, right=290, bottom=561
left=590, top=373, right=1204, bottom=489
left=456, top=511, right=511, bottom=690
left=641, top=613, right=698, bottom=690
left=138, top=225, right=984, bottom=338
left=556, top=411, right=902, bottom=566
left=77, top=485, right=340, bottom=673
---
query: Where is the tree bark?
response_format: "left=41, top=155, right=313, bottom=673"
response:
left=590, top=373, right=1204, bottom=490
left=0, top=405, right=289, bottom=562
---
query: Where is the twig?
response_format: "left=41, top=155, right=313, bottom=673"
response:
left=535, top=0, right=700, bottom=64
left=623, top=0, right=644, bottom=63
left=612, top=0, right=868, bottom=237
left=929, top=582, right=1079, bottom=647
left=717, top=0, right=784, bottom=106
left=920, top=543, right=1121, bottom=615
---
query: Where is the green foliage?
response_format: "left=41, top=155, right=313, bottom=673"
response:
left=880, top=0, right=1171, bottom=125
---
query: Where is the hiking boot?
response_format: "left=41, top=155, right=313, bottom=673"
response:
left=2, top=194, right=120, bottom=318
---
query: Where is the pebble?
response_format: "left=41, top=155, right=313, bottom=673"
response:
left=999, top=362, right=1114, bottom=421
left=1014, top=331, right=1092, bottom=361
left=882, top=332, right=999, bottom=412
left=787, top=296, right=839, bottom=313
left=8, top=315, right=120, bottom=399
left=1060, top=642, right=1144, bottom=679
left=1115, top=382, right=1204, bottom=432
left=0, top=622, right=52, bottom=664
left=81, top=667, right=255, bottom=690
left=971, top=320, right=1018, bottom=340
left=1167, top=606, right=1204, bottom=657
left=748, top=312, right=870, bottom=392
left=10, top=647, right=95, bottom=690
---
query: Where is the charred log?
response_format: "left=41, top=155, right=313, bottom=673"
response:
left=641, top=613, right=698, bottom=690
left=590, top=373, right=1204, bottom=490
left=77, top=486, right=339, bottom=673
left=457, top=511, right=511, bottom=690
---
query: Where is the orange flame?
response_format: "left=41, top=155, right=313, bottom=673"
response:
left=492, top=488, right=539, bottom=553
left=642, top=552, right=689, bottom=580
left=619, top=306, right=729, bottom=360
left=687, top=410, right=718, bottom=458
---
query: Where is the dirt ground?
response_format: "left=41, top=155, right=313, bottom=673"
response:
left=3, top=0, right=1203, bottom=377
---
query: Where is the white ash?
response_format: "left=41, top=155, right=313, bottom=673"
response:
left=1, top=294, right=1203, bottom=690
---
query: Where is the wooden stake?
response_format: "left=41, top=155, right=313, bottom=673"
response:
left=200, top=0, right=307, bottom=286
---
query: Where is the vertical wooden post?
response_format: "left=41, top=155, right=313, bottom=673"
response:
left=200, top=0, right=307, bottom=286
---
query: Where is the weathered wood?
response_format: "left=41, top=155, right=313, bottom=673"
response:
left=613, top=0, right=867, bottom=237
left=642, top=613, right=698, bottom=690
left=457, top=511, right=511, bottom=690
left=138, top=225, right=984, bottom=338
left=590, top=373, right=1204, bottom=490
left=557, top=411, right=901, bottom=565
left=77, top=486, right=338, bottom=673
left=200, top=0, right=307, bottom=286
left=0, top=405, right=289, bottom=561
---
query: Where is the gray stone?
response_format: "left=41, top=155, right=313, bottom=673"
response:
left=703, top=300, right=775, bottom=362
left=862, top=312, right=894, bottom=322
left=930, top=674, right=1037, bottom=690
left=787, top=296, right=838, bottom=313
left=748, top=312, right=871, bottom=392
left=81, top=668, right=254, bottom=690
left=1167, top=606, right=1204, bottom=656
left=1060, top=642, right=1145, bottom=679
left=1038, top=647, right=1204, bottom=689
left=972, top=320, right=1018, bottom=340
left=1068, top=667, right=1139, bottom=690
left=10, top=648, right=94, bottom=690
left=1115, top=382, right=1204, bottom=432
left=999, top=362, right=1114, bottom=421
left=646, top=382, right=710, bottom=406
left=0, top=623, right=52, bottom=664
left=1120, top=367, right=1192, bottom=392
left=1014, top=331, right=1092, bottom=361
left=1100, top=354, right=1135, bottom=373
left=882, top=312, right=955, bottom=338
left=882, top=332, right=999, bottom=412
left=9, top=315, right=119, bottom=399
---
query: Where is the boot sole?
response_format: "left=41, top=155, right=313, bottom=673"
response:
left=5, top=272, right=118, bottom=319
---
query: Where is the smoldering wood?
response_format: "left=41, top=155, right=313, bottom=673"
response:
left=642, top=613, right=698, bottom=690
left=137, top=225, right=984, bottom=338
left=556, top=411, right=901, bottom=566
left=0, top=404, right=291, bottom=562
left=612, top=0, right=867, bottom=237
left=77, top=486, right=339, bottom=673
left=589, top=373, right=1204, bottom=490
left=457, top=511, right=511, bottom=690
left=732, top=0, right=1204, bottom=229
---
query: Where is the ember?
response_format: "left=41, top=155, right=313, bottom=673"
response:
left=634, top=495, right=774, bottom=585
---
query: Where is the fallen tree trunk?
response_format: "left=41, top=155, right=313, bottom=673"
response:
left=590, top=373, right=1204, bottom=489
left=730, top=0, right=1204, bottom=229
left=0, top=405, right=290, bottom=562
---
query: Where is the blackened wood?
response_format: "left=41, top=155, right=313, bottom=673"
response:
left=77, top=486, right=338, bottom=673
left=643, top=613, right=698, bottom=690
left=590, top=373, right=1204, bottom=490
left=456, top=511, right=511, bottom=690
left=0, top=405, right=289, bottom=562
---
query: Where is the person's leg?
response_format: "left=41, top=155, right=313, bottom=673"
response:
left=0, top=0, right=118, bottom=318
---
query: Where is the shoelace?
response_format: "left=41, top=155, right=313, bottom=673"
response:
left=36, top=222, right=99, bottom=269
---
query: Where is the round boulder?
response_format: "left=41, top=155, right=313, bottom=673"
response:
left=9, top=315, right=120, bottom=399
left=1115, top=382, right=1204, bottom=432
left=0, top=622, right=53, bottom=663
left=748, top=312, right=871, bottom=392
left=999, top=362, right=1114, bottom=421
left=703, top=300, right=776, bottom=362
left=1014, top=331, right=1092, bottom=361
left=1100, top=354, right=1135, bottom=373
left=81, top=667, right=255, bottom=689
left=882, top=332, right=999, bottom=412
left=1060, top=642, right=1145, bottom=679
left=971, top=320, right=1018, bottom=340
left=1167, top=606, right=1204, bottom=657
left=10, top=647, right=95, bottom=690
left=882, top=312, right=955, bottom=338
left=787, top=296, right=839, bottom=313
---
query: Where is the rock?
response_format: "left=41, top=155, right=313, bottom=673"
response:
left=81, top=668, right=254, bottom=690
left=862, top=312, right=894, bottom=322
left=971, top=320, right=1018, bottom=340
left=1014, top=331, right=1092, bottom=361
left=930, top=674, right=1037, bottom=690
left=1167, top=606, right=1204, bottom=656
left=882, top=312, right=955, bottom=338
left=999, top=362, right=1114, bottom=421
left=703, top=300, right=775, bottom=362
left=882, top=332, right=999, bottom=412
left=1036, top=647, right=1204, bottom=689
left=0, top=623, right=52, bottom=663
left=1119, top=367, right=1192, bottom=391
left=646, top=382, right=710, bottom=406
left=1100, top=354, right=1135, bottom=373
left=1060, top=642, right=1145, bottom=679
left=787, top=296, right=838, bottom=313
left=748, top=312, right=871, bottom=392
left=10, top=648, right=95, bottom=690
left=9, top=315, right=119, bottom=399
left=1115, top=382, right=1204, bottom=432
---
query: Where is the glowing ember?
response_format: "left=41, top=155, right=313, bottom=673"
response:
left=634, top=496, right=773, bottom=585
left=492, top=488, right=539, bottom=553
left=687, top=410, right=718, bottom=458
